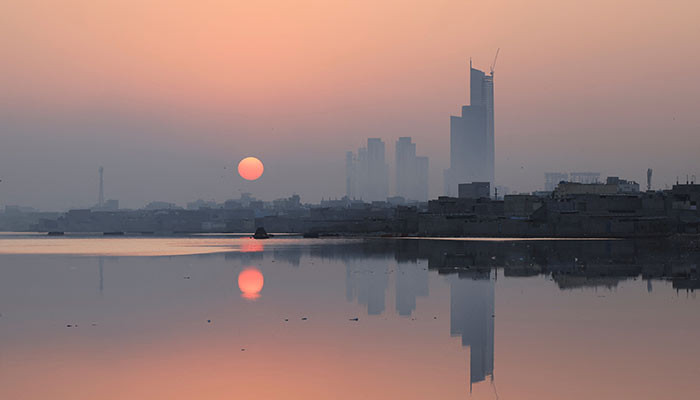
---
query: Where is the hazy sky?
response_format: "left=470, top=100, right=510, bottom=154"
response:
left=1, top=0, right=699, bottom=210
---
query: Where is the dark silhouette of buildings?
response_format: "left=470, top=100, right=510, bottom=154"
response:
left=14, top=180, right=699, bottom=237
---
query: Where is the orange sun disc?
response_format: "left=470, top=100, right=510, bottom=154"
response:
left=238, top=157, right=264, bottom=181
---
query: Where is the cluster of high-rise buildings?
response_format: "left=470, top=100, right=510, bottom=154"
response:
left=345, top=60, right=497, bottom=202
left=345, top=137, right=429, bottom=202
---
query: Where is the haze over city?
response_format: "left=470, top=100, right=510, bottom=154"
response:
left=1, top=0, right=699, bottom=210
left=2, top=3, right=700, bottom=400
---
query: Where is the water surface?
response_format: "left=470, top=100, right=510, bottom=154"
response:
left=0, top=235, right=698, bottom=399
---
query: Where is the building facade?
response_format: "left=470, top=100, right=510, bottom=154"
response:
left=444, top=61, right=495, bottom=196
left=396, top=137, right=429, bottom=202
left=458, top=182, right=491, bottom=199
left=346, top=138, right=390, bottom=202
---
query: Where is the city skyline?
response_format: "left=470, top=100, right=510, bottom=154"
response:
left=1, top=1, right=699, bottom=210
left=346, top=137, right=429, bottom=203
left=2, top=3, right=699, bottom=399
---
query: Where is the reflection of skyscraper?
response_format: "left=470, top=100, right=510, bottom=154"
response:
left=345, top=259, right=389, bottom=315
left=273, top=247, right=302, bottom=267
left=444, top=61, right=495, bottom=196
left=395, top=261, right=429, bottom=316
left=448, top=272, right=495, bottom=389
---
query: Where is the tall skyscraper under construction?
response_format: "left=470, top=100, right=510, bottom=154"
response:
left=444, top=60, right=495, bottom=196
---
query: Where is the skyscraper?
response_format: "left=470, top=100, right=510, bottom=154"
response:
left=366, top=138, right=389, bottom=201
left=395, top=137, right=429, bottom=202
left=444, top=60, right=495, bottom=196
left=345, top=138, right=389, bottom=202
left=345, top=151, right=357, bottom=199
left=415, top=156, right=429, bottom=201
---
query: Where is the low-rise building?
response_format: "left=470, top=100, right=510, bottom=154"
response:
left=458, top=182, right=490, bottom=199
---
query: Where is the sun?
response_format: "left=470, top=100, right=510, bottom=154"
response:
left=238, top=157, right=264, bottom=181
left=238, top=267, right=264, bottom=300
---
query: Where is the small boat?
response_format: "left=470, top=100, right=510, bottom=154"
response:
left=253, top=227, right=270, bottom=239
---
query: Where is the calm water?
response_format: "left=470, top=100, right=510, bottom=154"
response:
left=0, top=235, right=698, bottom=399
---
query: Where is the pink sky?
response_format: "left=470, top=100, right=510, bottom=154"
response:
left=1, top=0, right=699, bottom=208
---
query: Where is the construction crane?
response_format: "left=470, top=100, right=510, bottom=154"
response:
left=490, top=48, right=500, bottom=76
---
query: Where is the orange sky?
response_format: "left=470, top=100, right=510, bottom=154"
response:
left=1, top=0, right=699, bottom=207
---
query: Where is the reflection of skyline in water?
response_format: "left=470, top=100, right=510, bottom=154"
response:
left=342, top=252, right=495, bottom=389
left=448, top=272, right=494, bottom=390
left=396, top=262, right=428, bottom=317
left=345, top=259, right=389, bottom=315
left=221, top=237, right=700, bottom=391
left=328, top=237, right=698, bottom=391
left=284, top=238, right=700, bottom=292
left=33, top=236, right=698, bottom=398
